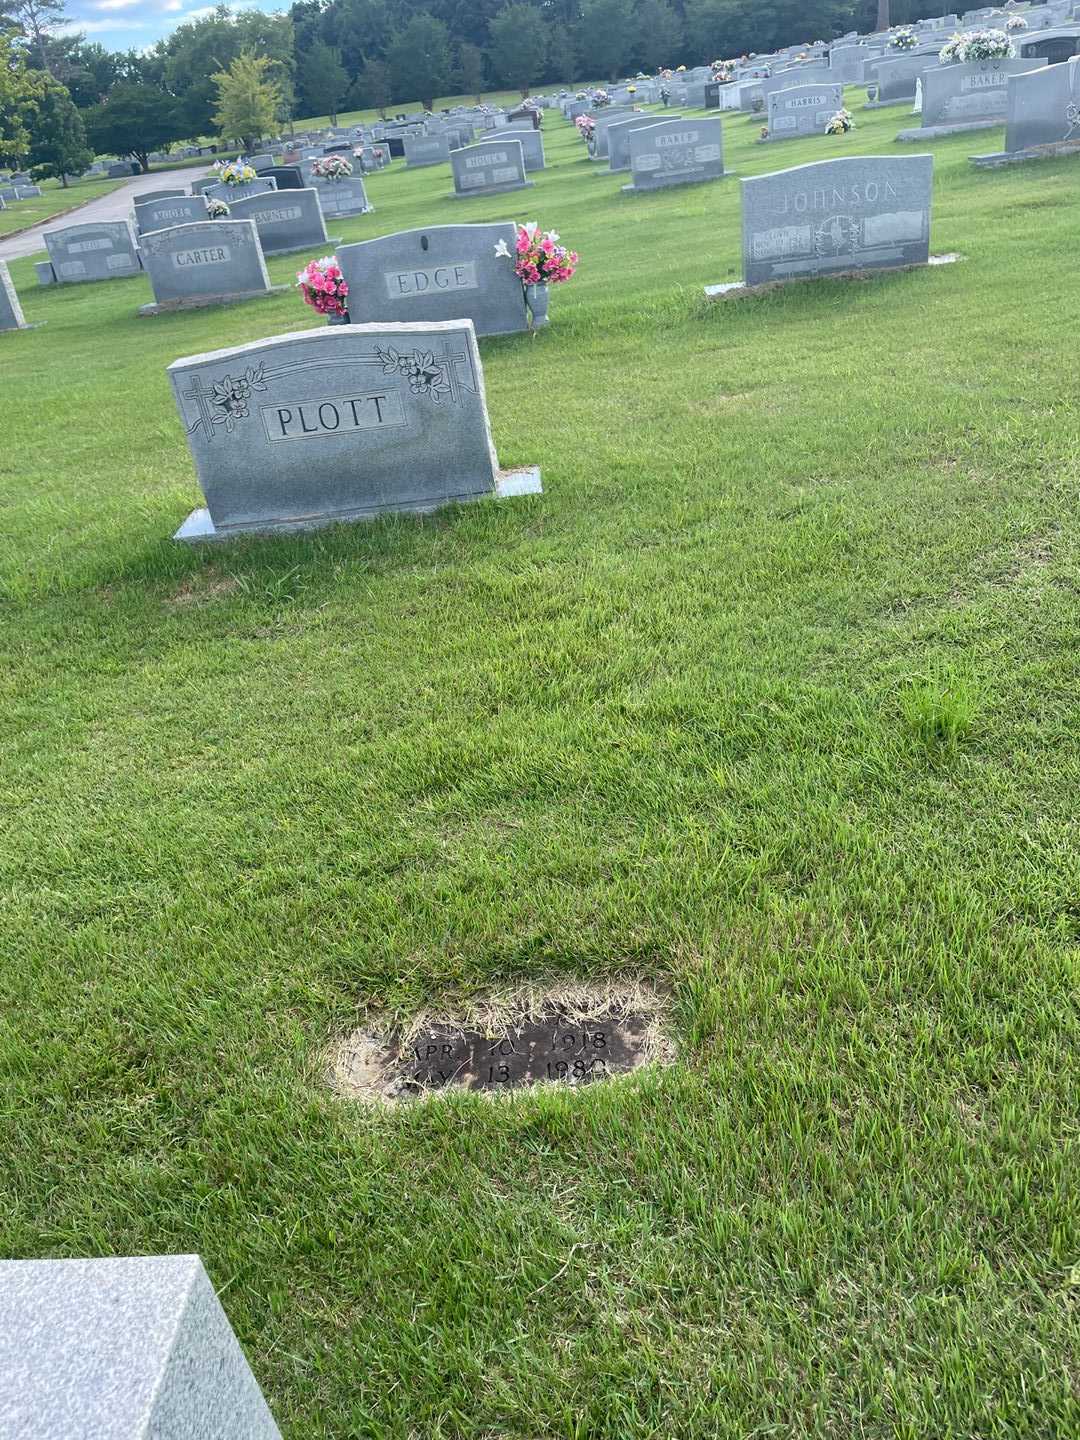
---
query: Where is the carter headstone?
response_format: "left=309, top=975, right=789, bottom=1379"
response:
left=170, top=321, right=541, bottom=541
left=139, top=219, right=273, bottom=313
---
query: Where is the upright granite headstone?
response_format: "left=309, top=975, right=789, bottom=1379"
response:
left=899, top=56, right=1047, bottom=137
left=449, top=139, right=531, bottom=196
left=498, top=126, right=546, bottom=170
left=736, top=154, right=935, bottom=288
left=0, top=1255, right=281, bottom=1439
left=404, top=133, right=452, bottom=167
left=139, top=219, right=274, bottom=314
left=867, top=52, right=944, bottom=105
left=1002, top=56, right=1080, bottom=151
left=310, top=174, right=372, bottom=218
left=766, top=82, right=845, bottom=139
left=132, top=188, right=185, bottom=207
left=44, top=220, right=141, bottom=284
left=170, top=321, right=541, bottom=541
left=337, top=223, right=528, bottom=336
left=134, top=194, right=208, bottom=235
left=624, top=116, right=729, bottom=191
left=204, top=177, right=278, bottom=205
left=0, top=261, right=30, bottom=331
left=259, top=165, right=304, bottom=190
left=227, top=188, right=330, bottom=255
left=605, top=115, right=683, bottom=171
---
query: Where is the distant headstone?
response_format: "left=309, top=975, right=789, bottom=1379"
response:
left=204, top=178, right=278, bottom=204
left=309, top=174, right=372, bottom=218
left=973, top=55, right=1080, bottom=162
left=227, top=188, right=330, bottom=255
left=337, top=223, right=527, bottom=336
left=14, top=183, right=41, bottom=198
left=132, top=188, right=185, bottom=206
left=106, top=162, right=136, bottom=177
left=898, top=56, right=1047, bottom=137
left=34, top=261, right=55, bottom=286
left=138, top=219, right=275, bottom=314
left=134, top=194, right=208, bottom=234
left=449, top=139, right=531, bottom=196
left=766, top=82, right=844, bottom=140
left=247, top=152, right=276, bottom=171
left=866, top=52, right=945, bottom=105
left=624, top=116, right=729, bottom=191
left=404, top=133, right=452, bottom=166
left=44, top=220, right=141, bottom=284
left=0, top=1255, right=281, bottom=1439
left=498, top=125, right=546, bottom=170
left=170, top=321, right=541, bottom=542
left=0, top=261, right=30, bottom=331
left=605, top=115, right=682, bottom=171
left=259, top=165, right=304, bottom=190
left=719, top=154, right=935, bottom=291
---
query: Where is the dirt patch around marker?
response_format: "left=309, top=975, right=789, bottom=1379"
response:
left=165, top=573, right=241, bottom=608
left=328, top=980, right=674, bottom=1107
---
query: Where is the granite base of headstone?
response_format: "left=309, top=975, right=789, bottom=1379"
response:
left=34, top=261, right=55, bottom=287
left=170, top=321, right=542, bottom=542
left=0, top=1255, right=281, bottom=1439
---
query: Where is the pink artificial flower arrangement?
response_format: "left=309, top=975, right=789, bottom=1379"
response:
left=511, top=223, right=578, bottom=286
left=297, top=255, right=348, bottom=318
left=574, top=114, right=595, bottom=139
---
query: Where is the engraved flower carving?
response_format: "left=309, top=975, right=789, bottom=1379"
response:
left=374, top=346, right=450, bottom=401
left=206, top=364, right=268, bottom=432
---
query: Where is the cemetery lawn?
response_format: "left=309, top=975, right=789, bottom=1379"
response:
left=0, top=173, right=129, bottom=237
left=2, top=97, right=1079, bottom=1440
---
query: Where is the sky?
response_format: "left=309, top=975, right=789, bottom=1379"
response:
left=58, top=0, right=287, bottom=53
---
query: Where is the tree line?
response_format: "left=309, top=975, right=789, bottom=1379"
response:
left=1, top=0, right=947, bottom=174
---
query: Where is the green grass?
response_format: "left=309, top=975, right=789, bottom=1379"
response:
left=0, top=171, right=129, bottom=237
left=2, top=93, right=1079, bottom=1439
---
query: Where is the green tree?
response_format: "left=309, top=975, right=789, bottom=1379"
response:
left=544, top=21, right=577, bottom=88
left=298, top=39, right=349, bottom=124
left=27, top=78, right=90, bottom=184
left=576, top=0, right=634, bottom=81
left=631, top=0, right=683, bottom=72
left=85, top=82, right=184, bottom=172
left=5, top=0, right=67, bottom=76
left=322, top=0, right=391, bottom=76
left=387, top=12, right=451, bottom=112
left=353, top=55, right=392, bottom=116
left=0, top=32, right=46, bottom=164
left=454, top=40, right=485, bottom=102
left=212, top=50, right=282, bottom=152
left=157, top=10, right=293, bottom=141
left=487, top=3, right=546, bottom=96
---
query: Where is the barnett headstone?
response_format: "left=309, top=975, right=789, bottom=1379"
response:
left=227, top=188, right=330, bottom=255
left=449, top=139, right=531, bottom=196
left=0, top=1255, right=281, bottom=1439
left=337, top=223, right=528, bottom=337
left=44, top=220, right=141, bottom=284
left=170, top=321, right=541, bottom=542
left=766, top=82, right=844, bottom=140
left=733, top=153, right=935, bottom=289
left=139, top=218, right=274, bottom=314
left=624, top=116, right=729, bottom=191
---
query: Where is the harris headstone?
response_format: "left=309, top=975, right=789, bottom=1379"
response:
left=765, top=82, right=844, bottom=140
left=170, top=321, right=541, bottom=542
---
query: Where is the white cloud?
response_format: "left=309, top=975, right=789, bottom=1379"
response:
left=96, top=0, right=141, bottom=10
left=162, top=1, right=184, bottom=10
left=57, top=17, right=148, bottom=31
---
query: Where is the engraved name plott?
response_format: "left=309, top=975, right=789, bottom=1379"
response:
left=261, top=388, right=407, bottom=442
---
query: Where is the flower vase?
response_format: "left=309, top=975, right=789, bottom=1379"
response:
left=524, top=283, right=549, bottom=329
left=326, top=310, right=350, bottom=326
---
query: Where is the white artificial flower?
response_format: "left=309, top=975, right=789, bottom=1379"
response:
left=493, top=239, right=510, bottom=258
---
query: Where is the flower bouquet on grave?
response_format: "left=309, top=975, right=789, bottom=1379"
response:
left=591, top=88, right=611, bottom=106
left=938, top=32, right=966, bottom=62
left=825, top=108, right=854, bottom=134
left=207, top=197, right=230, bottom=218
left=217, top=157, right=257, bottom=186
left=297, top=255, right=349, bottom=321
left=497, top=223, right=579, bottom=330
left=575, top=114, right=596, bottom=141
left=889, top=26, right=918, bottom=51
left=960, top=29, right=1015, bottom=60
left=760, top=125, right=769, bottom=139
left=1006, top=15, right=1027, bottom=31
left=312, top=153, right=353, bottom=181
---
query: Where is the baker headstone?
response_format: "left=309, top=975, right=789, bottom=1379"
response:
left=0, top=1255, right=281, bottom=1439
left=624, top=116, right=729, bottom=191
left=139, top=218, right=274, bottom=314
left=170, top=321, right=541, bottom=542
left=899, top=56, right=1047, bottom=137
left=337, top=223, right=527, bottom=336
left=449, top=139, right=531, bottom=196
left=44, top=220, right=141, bottom=284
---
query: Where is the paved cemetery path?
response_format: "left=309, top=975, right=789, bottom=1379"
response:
left=0, top=164, right=208, bottom=263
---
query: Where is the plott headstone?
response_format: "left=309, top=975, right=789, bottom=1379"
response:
left=227, top=188, right=330, bottom=255
left=606, top=115, right=683, bottom=171
left=713, top=154, right=935, bottom=292
left=0, top=1255, right=281, bottom=1439
left=134, top=194, right=208, bottom=235
left=338, top=223, right=528, bottom=337
left=624, top=116, right=729, bottom=191
left=0, top=261, right=30, bottom=332
left=44, top=220, right=141, bottom=284
left=404, top=133, right=452, bottom=166
left=204, top=177, right=278, bottom=204
left=139, top=219, right=275, bottom=314
left=170, top=321, right=541, bottom=542
left=450, top=139, right=531, bottom=196
left=766, top=82, right=845, bottom=139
